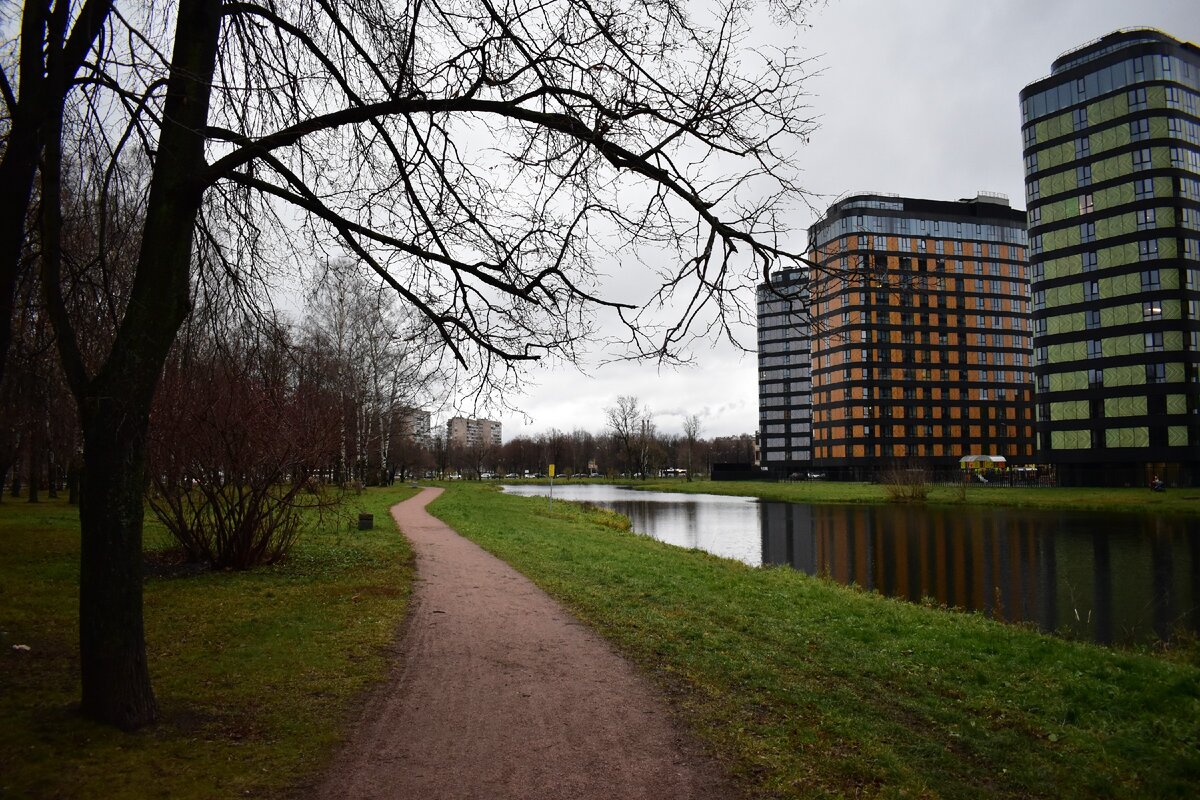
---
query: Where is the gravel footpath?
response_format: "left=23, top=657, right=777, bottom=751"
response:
left=315, top=487, right=732, bottom=800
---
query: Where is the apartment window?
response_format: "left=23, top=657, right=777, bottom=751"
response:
left=1024, top=152, right=1038, bottom=172
left=1129, top=87, right=1148, bottom=111
left=1139, top=239, right=1159, bottom=261
left=1146, top=363, right=1166, bottom=384
left=1144, top=301, right=1163, bottom=321
left=1031, top=261, right=1044, bottom=282
left=1141, top=269, right=1161, bottom=291
left=1080, top=222, right=1096, bottom=243
left=1027, top=179, right=1041, bottom=201
left=1084, top=279, right=1100, bottom=301
left=1132, top=148, right=1153, bottom=171
left=1134, top=178, right=1155, bottom=200
left=1082, top=251, right=1098, bottom=272
left=1129, top=118, right=1151, bottom=141
left=1086, top=309, right=1101, bottom=329
left=1076, top=164, right=1092, bottom=186
left=1166, top=86, right=1182, bottom=107
left=1080, top=193, right=1093, bottom=215
left=1072, top=107, right=1088, bottom=131
left=1136, top=208, right=1157, bottom=230
left=1034, top=317, right=1047, bottom=335
left=1144, top=331, right=1164, bottom=352
left=1035, top=346, right=1047, bottom=365
left=1028, top=206, right=1041, bottom=226
left=1087, top=339, right=1103, bottom=359
left=1088, top=368, right=1104, bottom=388
left=1075, top=137, right=1090, bottom=159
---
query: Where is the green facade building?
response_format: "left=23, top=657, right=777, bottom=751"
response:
left=1021, top=29, right=1200, bottom=486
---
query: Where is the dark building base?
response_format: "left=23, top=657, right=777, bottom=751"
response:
left=1053, top=460, right=1200, bottom=488
left=711, top=462, right=770, bottom=481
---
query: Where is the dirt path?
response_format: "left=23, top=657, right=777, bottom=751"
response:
left=315, top=487, right=732, bottom=800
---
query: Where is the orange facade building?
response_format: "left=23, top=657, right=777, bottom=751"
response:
left=804, top=193, right=1036, bottom=480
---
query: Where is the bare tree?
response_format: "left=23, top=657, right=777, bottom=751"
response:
left=683, top=414, right=702, bottom=482
left=3, top=0, right=820, bottom=729
left=605, top=395, right=642, bottom=477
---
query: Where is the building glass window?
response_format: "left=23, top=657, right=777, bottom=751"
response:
left=1088, top=368, right=1104, bottom=388
left=1087, top=339, right=1103, bottom=359
left=1072, top=107, right=1088, bottom=131
left=1139, top=239, right=1159, bottom=261
left=1129, top=87, right=1148, bottom=111
left=1027, top=179, right=1040, bottom=201
left=1084, top=280, right=1100, bottom=301
left=1075, top=137, right=1090, bottom=159
left=1137, top=208, right=1157, bottom=230
left=1134, top=177, right=1155, bottom=200
left=1146, top=363, right=1166, bottom=383
left=1144, top=331, right=1164, bottom=352
left=1035, top=346, right=1047, bottom=364
left=1076, top=164, right=1092, bottom=186
left=1080, top=222, right=1096, bottom=243
left=1086, top=309, right=1101, bottom=329
left=1028, top=206, right=1041, bottom=226
left=1143, top=300, right=1163, bottom=320
left=1032, top=289, right=1045, bottom=310
left=1129, top=118, right=1151, bottom=141
left=1141, top=269, right=1161, bottom=291
left=1080, top=193, right=1093, bottom=215
left=1132, top=147, right=1153, bottom=171
left=1082, top=251, right=1098, bottom=272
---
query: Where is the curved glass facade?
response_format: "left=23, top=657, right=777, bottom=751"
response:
left=1021, top=29, right=1200, bottom=486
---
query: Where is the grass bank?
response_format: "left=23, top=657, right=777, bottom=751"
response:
left=627, top=478, right=1200, bottom=515
left=431, top=483, right=1200, bottom=799
left=0, top=487, right=416, bottom=799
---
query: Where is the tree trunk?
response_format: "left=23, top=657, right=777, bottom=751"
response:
left=77, top=402, right=157, bottom=728
left=58, top=0, right=222, bottom=730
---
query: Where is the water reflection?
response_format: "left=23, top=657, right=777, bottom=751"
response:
left=501, top=484, right=1200, bottom=645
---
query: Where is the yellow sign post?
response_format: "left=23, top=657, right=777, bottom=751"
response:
left=548, top=464, right=555, bottom=509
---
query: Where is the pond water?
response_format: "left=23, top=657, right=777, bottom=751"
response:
left=501, top=483, right=1200, bottom=645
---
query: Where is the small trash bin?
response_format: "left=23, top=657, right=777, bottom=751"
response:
left=358, top=513, right=374, bottom=531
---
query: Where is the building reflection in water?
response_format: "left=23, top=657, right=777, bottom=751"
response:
left=760, top=503, right=1200, bottom=645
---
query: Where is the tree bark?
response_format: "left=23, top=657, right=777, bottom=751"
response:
left=60, top=0, right=222, bottom=730
left=77, top=404, right=157, bottom=728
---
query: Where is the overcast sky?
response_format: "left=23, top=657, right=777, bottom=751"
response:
left=488, top=0, right=1200, bottom=442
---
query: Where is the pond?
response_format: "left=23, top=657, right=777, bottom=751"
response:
left=501, top=483, right=1200, bottom=646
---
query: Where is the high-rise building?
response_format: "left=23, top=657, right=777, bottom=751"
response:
left=756, top=268, right=813, bottom=476
left=447, top=416, right=502, bottom=449
left=1020, top=29, right=1200, bottom=486
left=803, top=192, right=1035, bottom=480
left=399, top=408, right=432, bottom=443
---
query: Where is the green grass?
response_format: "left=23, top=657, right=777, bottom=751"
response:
left=0, top=487, right=416, bottom=799
left=431, top=483, right=1200, bottom=799
left=625, top=478, right=1200, bottom=515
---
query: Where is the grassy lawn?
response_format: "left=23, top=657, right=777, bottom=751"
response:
left=622, top=478, right=1200, bottom=515
left=431, top=483, right=1200, bottom=799
left=0, top=486, right=416, bottom=799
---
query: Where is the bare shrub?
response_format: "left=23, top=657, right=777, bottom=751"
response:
left=882, top=463, right=930, bottom=503
left=147, top=322, right=342, bottom=569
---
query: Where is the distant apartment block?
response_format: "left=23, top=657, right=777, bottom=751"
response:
left=447, top=416, right=502, bottom=449
left=399, top=408, right=432, bottom=443
left=1020, top=29, right=1200, bottom=486
left=756, top=267, right=813, bottom=476
left=804, top=192, right=1035, bottom=480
